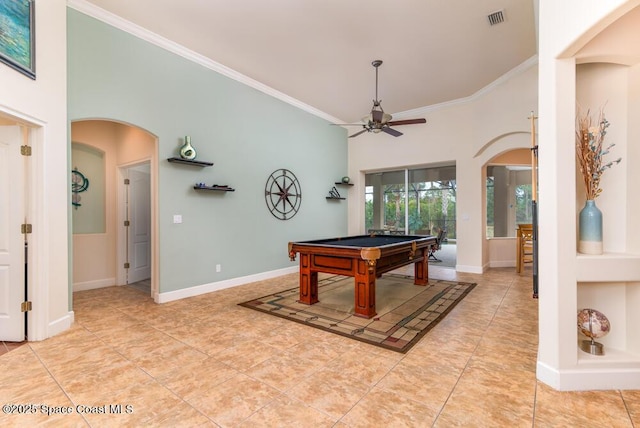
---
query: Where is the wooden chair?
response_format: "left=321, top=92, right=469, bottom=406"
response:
left=428, top=228, right=446, bottom=262
left=368, top=228, right=386, bottom=235
left=516, top=223, right=534, bottom=273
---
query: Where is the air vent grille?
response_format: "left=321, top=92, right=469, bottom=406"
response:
left=487, top=10, right=505, bottom=26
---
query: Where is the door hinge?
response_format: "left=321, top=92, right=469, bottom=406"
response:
left=124, top=220, right=130, bottom=226
left=124, top=178, right=130, bottom=185
left=21, top=224, right=32, bottom=234
left=21, top=145, right=32, bottom=156
left=21, top=301, right=32, bottom=312
left=124, top=262, right=130, bottom=269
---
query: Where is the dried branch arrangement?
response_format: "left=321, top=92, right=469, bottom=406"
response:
left=575, top=108, right=622, bottom=199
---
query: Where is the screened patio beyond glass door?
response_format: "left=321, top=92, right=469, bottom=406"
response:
left=365, top=165, right=456, bottom=238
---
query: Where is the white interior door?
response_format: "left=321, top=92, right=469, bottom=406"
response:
left=127, top=165, right=151, bottom=284
left=0, top=126, right=25, bottom=341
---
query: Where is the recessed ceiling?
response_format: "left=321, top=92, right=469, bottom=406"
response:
left=75, top=0, right=538, bottom=124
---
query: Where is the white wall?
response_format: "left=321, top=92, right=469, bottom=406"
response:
left=537, top=0, right=640, bottom=390
left=347, top=61, right=539, bottom=273
left=0, top=0, right=69, bottom=339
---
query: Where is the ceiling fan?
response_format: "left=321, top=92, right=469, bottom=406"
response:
left=339, top=60, right=426, bottom=138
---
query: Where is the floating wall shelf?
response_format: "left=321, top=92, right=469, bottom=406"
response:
left=326, top=180, right=353, bottom=201
left=194, top=185, right=235, bottom=192
left=167, top=157, right=214, bottom=167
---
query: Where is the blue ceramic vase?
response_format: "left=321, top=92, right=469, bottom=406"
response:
left=578, top=199, right=603, bottom=255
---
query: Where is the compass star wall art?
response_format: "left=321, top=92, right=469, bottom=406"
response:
left=264, top=169, right=302, bottom=220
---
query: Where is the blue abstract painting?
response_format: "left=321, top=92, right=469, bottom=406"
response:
left=0, top=0, right=34, bottom=79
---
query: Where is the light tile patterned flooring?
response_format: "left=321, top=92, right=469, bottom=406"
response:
left=1, top=266, right=639, bottom=427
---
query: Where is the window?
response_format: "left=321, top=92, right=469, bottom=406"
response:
left=365, top=166, right=456, bottom=238
left=486, top=165, right=532, bottom=238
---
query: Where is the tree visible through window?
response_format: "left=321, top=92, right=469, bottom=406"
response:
left=365, top=167, right=456, bottom=238
left=486, top=165, right=532, bottom=238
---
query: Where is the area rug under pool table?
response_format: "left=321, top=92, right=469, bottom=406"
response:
left=238, top=274, right=476, bottom=353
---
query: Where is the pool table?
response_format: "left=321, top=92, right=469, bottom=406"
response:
left=288, top=234, right=437, bottom=318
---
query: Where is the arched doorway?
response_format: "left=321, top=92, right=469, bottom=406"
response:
left=70, top=120, right=158, bottom=298
left=484, top=148, right=533, bottom=268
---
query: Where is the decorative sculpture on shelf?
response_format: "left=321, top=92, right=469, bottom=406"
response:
left=577, top=308, right=610, bottom=355
left=180, top=135, right=197, bottom=160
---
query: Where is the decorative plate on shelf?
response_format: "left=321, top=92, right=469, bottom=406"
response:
left=577, top=308, right=610, bottom=339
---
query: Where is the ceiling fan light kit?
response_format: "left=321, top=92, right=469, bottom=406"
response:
left=338, top=60, right=426, bottom=139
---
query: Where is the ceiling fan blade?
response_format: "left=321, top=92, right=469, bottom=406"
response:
left=382, top=127, right=402, bottom=137
left=371, top=110, right=384, bottom=123
left=349, top=129, right=368, bottom=138
left=332, top=123, right=368, bottom=126
left=387, top=118, right=426, bottom=126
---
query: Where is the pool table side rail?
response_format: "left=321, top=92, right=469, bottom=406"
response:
left=288, top=235, right=436, bottom=258
left=291, top=234, right=435, bottom=247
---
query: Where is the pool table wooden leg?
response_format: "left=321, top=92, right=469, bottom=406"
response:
left=354, top=259, right=377, bottom=318
left=298, top=254, right=319, bottom=305
left=414, top=249, right=429, bottom=285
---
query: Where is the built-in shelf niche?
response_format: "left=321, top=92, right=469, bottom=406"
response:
left=576, top=253, right=640, bottom=282
left=568, top=14, right=640, bottom=388
left=577, top=280, right=640, bottom=364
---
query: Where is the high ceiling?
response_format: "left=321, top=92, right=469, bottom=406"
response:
left=77, top=0, right=538, bottom=124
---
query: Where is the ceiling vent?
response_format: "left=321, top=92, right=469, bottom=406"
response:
left=487, top=10, right=505, bottom=26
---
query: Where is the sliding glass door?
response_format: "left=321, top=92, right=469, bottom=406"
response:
left=365, top=165, right=456, bottom=237
left=365, top=170, right=406, bottom=233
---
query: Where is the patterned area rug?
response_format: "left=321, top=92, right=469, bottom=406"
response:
left=238, top=274, right=476, bottom=353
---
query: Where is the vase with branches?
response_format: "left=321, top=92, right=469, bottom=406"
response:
left=575, top=107, right=622, bottom=254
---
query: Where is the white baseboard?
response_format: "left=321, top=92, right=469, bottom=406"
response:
left=537, top=360, right=640, bottom=391
left=489, top=260, right=517, bottom=268
left=156, top=266, right=298, bottom=303
left=73, top=278, right=116, bottom=292
left=48, top=312, right=74, bottom=338
left=455, top=264, right=484, bottom=274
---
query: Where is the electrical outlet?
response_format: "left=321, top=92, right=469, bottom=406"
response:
left=173, top=214, right=182, bottom=224
left=216, top=264, right=221, bottom=272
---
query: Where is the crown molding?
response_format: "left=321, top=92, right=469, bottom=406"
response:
left=67, top=1, right=537, bottom=127
left=67, top=0, right=342, bottom=124
left=393, top=55, right=539, bottom=119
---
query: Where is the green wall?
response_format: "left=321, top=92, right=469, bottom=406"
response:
left=67, top=9, right=348, bottom=293
left=71, top=143, right=105, bottom=234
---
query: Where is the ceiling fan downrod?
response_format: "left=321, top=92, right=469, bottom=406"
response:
left=372, top=60, right=383, bottom=105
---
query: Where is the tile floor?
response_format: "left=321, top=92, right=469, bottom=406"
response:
left=0, top=340, right=26, bottom=358
left=1, top=266, right=639, bottom=427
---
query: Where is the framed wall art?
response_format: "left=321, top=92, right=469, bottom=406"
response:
left=0, top=0, right=35, bottom=79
